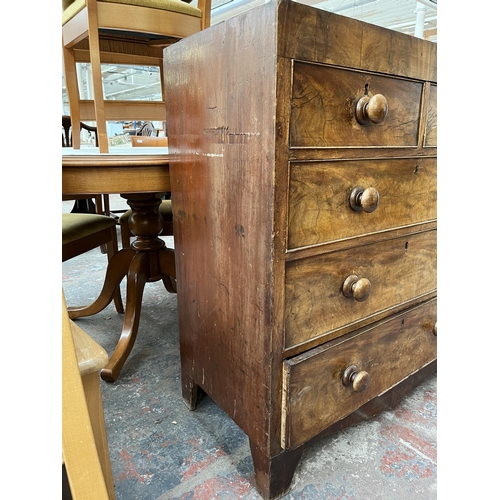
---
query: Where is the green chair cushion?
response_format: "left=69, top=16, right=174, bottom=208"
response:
left=119, top=199, right=172, bottom=224
left=62, top=0, right=202, bottom=25
left=62, top=213, right=117, bottom=245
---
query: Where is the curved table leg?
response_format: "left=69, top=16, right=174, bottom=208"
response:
left=68, top=249, right=135, bottom=319
left=71, top=192, right=177, bottom=382
left=101, top=252, right=149, bottom=382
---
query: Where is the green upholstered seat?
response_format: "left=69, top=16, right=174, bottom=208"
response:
left=62, top=213, right=118, bottom=245
left=62, top=0, right=202, bottom=25
left=62, top=213, right=123, bottom=313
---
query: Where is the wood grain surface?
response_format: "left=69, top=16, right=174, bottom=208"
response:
left=288, top=157, right=437, bottom=249
left=282, top=298, right=437, bottom=449
left=290, top=62, right=423, bottom=148
left=285, top=230, right=437, bottom=348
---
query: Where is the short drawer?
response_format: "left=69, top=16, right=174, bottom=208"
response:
left=285, top=230, right=436, bottom=348
left=288, top=157, right=436, bottom=250
left=281, top=298, right=437, bottom=449
left=424, top=84, right=437, bottom=147
left=290, top=61, right=423, bottom=148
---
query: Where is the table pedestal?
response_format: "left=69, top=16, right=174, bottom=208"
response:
left=68, top=193, right=176, bottom=382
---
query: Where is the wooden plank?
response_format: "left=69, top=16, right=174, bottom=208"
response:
left=97, top=2, right=202, bottom=38
left=278, top=0, right=437, bottom=82
left=62, top=163, right=170, bottom=195
left=62, top=293, right=110, bottom=500
left=87, top=0, right=109, bottom=152
left=79, top=100, right=166, bottom=121
left=165, top=1, right=280, bottom=453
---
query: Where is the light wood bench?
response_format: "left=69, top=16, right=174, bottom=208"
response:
left=62, top=291, right=116, bottom=499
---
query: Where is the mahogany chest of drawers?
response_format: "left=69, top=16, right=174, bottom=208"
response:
left=164, top=1, right=437, bottom=498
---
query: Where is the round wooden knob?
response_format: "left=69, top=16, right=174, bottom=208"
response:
left=349, top=186, right=380, bottom=213
left=433, top=322, right=437, bottom=336
left=342, top=365, right=370, bottom=393
left=355, top=94, right=388, bottom=125
left=342, top=275, right=371, bottom=302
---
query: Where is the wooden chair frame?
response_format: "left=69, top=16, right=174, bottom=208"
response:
left=62, top=0, right=211, bottom=152
left=63, top=218, right=124, bottom=313
left=62, top=115, right=107, bottom=223
left=62, top=291, right=116, bottom=499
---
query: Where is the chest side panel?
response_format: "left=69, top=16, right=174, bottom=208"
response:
left=164, top=3, right=280, bottom=450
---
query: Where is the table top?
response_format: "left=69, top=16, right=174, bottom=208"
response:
left=62, top=146, right=169, bottom=165
left=62, top=147, right=171, bottom=196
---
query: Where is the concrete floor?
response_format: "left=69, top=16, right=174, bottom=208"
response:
left=62, top=196, right=437, bottom=500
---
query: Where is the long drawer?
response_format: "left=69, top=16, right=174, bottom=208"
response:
left=285, top=229, right=436, bottom=348
left=281, top=298, right=437, bottom=450
left=290, top=61, right=423, bottom=148
left=288, top=157, right=437, bottom=250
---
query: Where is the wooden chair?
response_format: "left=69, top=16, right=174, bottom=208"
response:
left=62, top=114, right=99, bottom=148
left=136, top=121, right=158, bottom=137
left=62, top=290, right=116, bottom=499
left=62, top=115, right=108, bottom=217
left=61, top=0, right=212, bottom=153
left=63, top=213, right=124, bottom=313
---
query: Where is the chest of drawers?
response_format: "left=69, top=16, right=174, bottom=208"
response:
left=164, top=1, right=437, bottom=498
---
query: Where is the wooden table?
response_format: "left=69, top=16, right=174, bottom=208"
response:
left=62, top=147, right=176, bottom=382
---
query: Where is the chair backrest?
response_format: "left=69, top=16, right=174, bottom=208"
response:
left=62, top=115, right=99, bottom=147
left=136, top=121, right=157, bottom=137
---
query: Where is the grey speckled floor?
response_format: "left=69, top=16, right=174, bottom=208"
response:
left=62, top=196, right=437, bottom=500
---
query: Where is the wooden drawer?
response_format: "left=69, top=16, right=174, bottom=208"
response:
left=424, top=84, right=437, bottom=147
left=281, top=298, right=437, bottom=450
left=285, top=230, right=436, bottom=348
left=290, top=62, right=423, bottom=148
left=288, top=157, right=436, bottom=250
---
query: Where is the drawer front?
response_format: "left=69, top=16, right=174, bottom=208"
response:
left=288, top=158, right=436, bottom=250
left=424, top=84, right=437, bottom=147
left=285, top=230, right=436, bottom=348
left=290, top=62, right=423, bottom=148
left=282, top=299, right=437, bottom=449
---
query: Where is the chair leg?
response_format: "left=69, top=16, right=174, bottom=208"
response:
left=87, top=0, right=109, bottom=152
left=95, top=196, right=108, bottom=254
left=62, top=38, right=81, bottom=150
left=120, top=220, right=133, bottom=249
left=82, top=373, right=116, bottom=500
left=95, top=196, right=104, bottom=215
left=103, top=195, right=111, bottom=217
left=107, top=229, right=124, bottom=314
